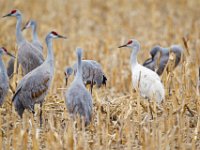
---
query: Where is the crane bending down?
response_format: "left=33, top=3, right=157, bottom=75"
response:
left=22, top=20, right=43, bottom=52
left=0, top=47, right=15, bottom=106
left=143, top=45, right=184, bottom=75
left=119, top=39, right=165, bottom=104
left=65, top=48, right=93, bottom=126
left=65, top=60, right=107, bottom=94
left=12, top=31, right=66, bottom=126
left=3, top=10, right=44, bottom=75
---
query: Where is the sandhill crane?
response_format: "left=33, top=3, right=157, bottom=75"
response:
left=0, top=47, right=15, bottom=106
left=12, top=31, right=66, bottom=126
left=65, top=60, right=107, bottom=94
left=65, top=48, right=93, bottom=126
left=143, top=45, right=184, bottom=75
left=7, top=57, right=15, bottom=78
left=3, top=10, right=44, bottom=75
left=118, top=39, right=165, bottom=104
left=22, top=20, right=43, bottom=52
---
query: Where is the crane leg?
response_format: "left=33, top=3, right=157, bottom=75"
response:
left=40, top=102, right=43, bottom=127
left=90, top=81, right=93, bottom=95
left=148, top=99, right=153, bottom=120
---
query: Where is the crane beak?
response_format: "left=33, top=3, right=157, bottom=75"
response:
left=21, top=26, right=26, bottom=31
left=57, top=34, right=67, bottom=39
left=118, top=44, right=127, bottom=48
left=2, top=13, right=11, bottom=18
left=6, top=52, right=15, bottom=58
left=65, top=78, right=68, bottom=86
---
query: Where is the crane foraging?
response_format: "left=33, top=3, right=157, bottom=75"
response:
left=0, top=47, right=15, bottom=106
left=118, top=39, right=165, bottom=104
left=65, top=60, right=107, bottom=94
left=65, top=48, right=93, bottom=126
left=3, top=10, right=44, bottom=75
left=143, top=45, right=184, bottom=75
left=12, top=31, right=66, bottom=126
left=22, top=20, right=43, bottom=52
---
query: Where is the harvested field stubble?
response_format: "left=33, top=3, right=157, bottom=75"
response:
left=0, top=0, right=199, bottom=149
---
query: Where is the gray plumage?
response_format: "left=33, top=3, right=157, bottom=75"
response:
left=0, top=47, right=15, bottom=106
left=65, top=48, right=93, bottom=126
left=22, top=20, right=43, bottom=52
left=7, top=57, right=15, bottom=78
left=143, top=45, right=184, bottom=75
left=3, top=10, right=44, bottom=75
left=12, top=31, right=66, bottom=124
left=65, top=60, right=107, bottom=94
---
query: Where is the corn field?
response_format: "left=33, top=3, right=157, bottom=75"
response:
left=0, top=0, right=199, bottom=149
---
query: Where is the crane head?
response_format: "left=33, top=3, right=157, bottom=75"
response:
left=0, top=47, right=15, bottom=58
left=64, top=67, right=73, bottom=86
left=21, top=20, right=33, bottom=31
left=49, top=31, right=67, bottom=39
left=2, top=9, right=21, bottom=18
left=118, top=39, right=140, bottom=50
left=150, top=45, right=162, bottom=59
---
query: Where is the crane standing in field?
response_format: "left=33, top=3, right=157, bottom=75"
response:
left=7, top=20, right=43, bottom=78
left=118, top=39, right=165, bottom=104
left=65, top=60, right=107, bottom=94
left=22, top=20, right=43, bottom=52
left=3, top=10, right=44, bottom=75
left=12, top=31, right=66, bottom=126
left=143, top=45, right=184, bottom=75
left=65, top=48, right=93, bottom=126
left=0, top=47, right=15, bottom=106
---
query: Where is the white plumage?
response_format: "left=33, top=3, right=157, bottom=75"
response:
left=119, top=39, right=165, bottom=103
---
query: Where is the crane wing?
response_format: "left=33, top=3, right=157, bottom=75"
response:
left=0, top=87, right=3, bottom=98
left=23, top=72, right=51, bottom=100
left=13, top=71, right=51, bottom=102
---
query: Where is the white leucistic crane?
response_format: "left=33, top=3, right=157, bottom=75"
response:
left=0, top=47, right=15, bottom=106
left=118, top=39, right=165, bottom=104
left=65, top=48, right=93, bottom=126
left=3, top=10, right=44, bottom=75
left=65, top=60, right=107, bottom=94
left=12, top=31, right=66, bottom=126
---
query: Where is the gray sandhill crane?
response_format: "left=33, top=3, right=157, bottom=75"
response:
left=65, top=48, right=93, bottom=126
left=3, top=10, right=44, bottom=75
left=118, top=39, right=165, bottom=104
left=0, top=47, right=15, bottom=106
left=7, top=57, right=15, bottom=78
left=143, top=45, right=183, bottom=75
left=22, top=20, right=43, bottom=52
left=65, top=60, right=107, bottom=94
left=12, top=31, right=66, bottom=126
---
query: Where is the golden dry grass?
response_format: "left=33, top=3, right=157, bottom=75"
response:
left=0, top=0, right=200, bottom=149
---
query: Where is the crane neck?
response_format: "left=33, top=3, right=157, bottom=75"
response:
left=16, top=15, right=25, bottom=46
left=75, top=50, right=83, bottom=82
left=0, top=55, right=7, bottom=79
left=130, top=47, right=139, bottom=67
left=45, top=36, right=54, bottom=64
left=31, top=23, right=39, bottom=42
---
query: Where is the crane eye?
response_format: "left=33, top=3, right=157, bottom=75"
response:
left=2, top=47, right=7, bottom=52
left=51, top=31, right=58, bottom=36
left=127, top=40, right=132, bottom=45
left=11, top=10, right=17, bottom=14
